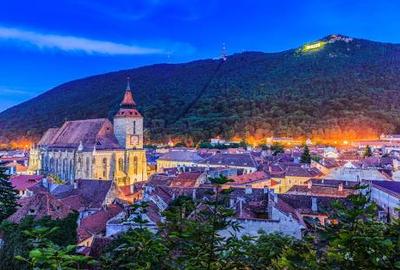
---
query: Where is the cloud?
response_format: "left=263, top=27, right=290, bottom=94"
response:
left=0, top=25, right=166, bottom=55
left=0, top=87, right=34, bottom=96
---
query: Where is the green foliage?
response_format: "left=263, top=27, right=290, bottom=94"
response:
left=48, top=174, right=64, bottom=185
left=300, top=145, right=311, bottom=164
left=3, top=37, right=400, bottom=144
left=174, top=142, right=187, bottom=147
left=15, top=226, right=93, bottom=270
left=0, top=167, right=19, bottom=222
left=318, top=190, right=400, bottom=269
left=0, top=213, right=78, bottom=270
left=271, top=143, right=285, bottom=156
left=364, top=145, right=373, bottom=157
left=100, top=228, right=168, bottom=270
left=96, top=182, right=400, bottom=270
left=100, top=200, right=168, bottom=270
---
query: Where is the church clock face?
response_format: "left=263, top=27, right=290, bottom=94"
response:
left=130, top=135, right=139, bottom=146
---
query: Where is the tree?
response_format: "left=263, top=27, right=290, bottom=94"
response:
left=271, top=143, right=284, bottom=156
left=0, top=212, right=79, bottom=270
left=16, top=226, right=93, bottom=270
left=364, top=145, right=373, bottom=157
left=100, top=228, right=168, bottom=270
left=100, top=201, right=168, bottom=270
left=0, top=167, right=19, bottom=222
left=222, top=233, right=317, bottom=270
left=318, top=188, right=399, bottom=269
left=300, top=145, right=311, bottom=164
left=160, top=175, right=240, bottom=269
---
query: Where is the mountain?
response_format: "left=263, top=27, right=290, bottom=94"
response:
left=1, top=34, right=400, bottom=146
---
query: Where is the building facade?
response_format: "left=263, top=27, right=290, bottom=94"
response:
left=28, top=79, right=147, bottom=187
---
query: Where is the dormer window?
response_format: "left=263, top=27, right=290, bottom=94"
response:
left=29, top=209, right=36, bottom=215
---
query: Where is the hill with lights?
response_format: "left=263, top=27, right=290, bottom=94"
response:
left=1, top=34, right=400, bottom=146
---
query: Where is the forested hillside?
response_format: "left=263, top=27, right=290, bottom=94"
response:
left=1, top=34, right=400, bottom=145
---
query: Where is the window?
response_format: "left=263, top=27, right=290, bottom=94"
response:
left=133, top=121, right=136, bottom=134
left=86, top=157, right=90, bottom=176
left=133, top=156, right=138, bottom=175
left=62, top=158, right=68, bottom=176
left=102, top=158, right=107, bottom=178
left=118, top=158, right=124, bottom=171
left=77, top=157, right=82, bottom=170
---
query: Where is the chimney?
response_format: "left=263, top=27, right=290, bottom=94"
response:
left=42, top=177, right=49, bottom=190
left=229, top=198, right=235, bottom=208
left=307, top=180, right=312, bottom=189
left=238, top=198, right=243, bottom=217
left=268, top=189, right=278, bottom=203
left=73, top=180, right=78, bottom=189
left=192, top=189, right=196, bottom=201
left=338, top=183, right=343, bottom=192
left=263, top=186, right=269, bottom=194
left=311, top=197, right=318, bottom=212
left=245, top=184, right=252, bottom=194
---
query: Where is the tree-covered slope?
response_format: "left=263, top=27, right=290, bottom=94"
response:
left=1, top=34, right=400, bottom=145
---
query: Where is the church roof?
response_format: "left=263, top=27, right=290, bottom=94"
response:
left=40, top=118, right=120, bottom=150
left=37, top=128, right=59, bottom=146
left=121, top=89, right=136, bottom=107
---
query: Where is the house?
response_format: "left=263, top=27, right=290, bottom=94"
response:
left=311, top=158, right=339, bottom=175
left=380, top=134, right=400, bottom=142
left=226, top=171, right=278, bottom=189
left=286, top=179, right=355, bottom=198
left=326, top=165, right=389, bottom=182
left=197, top=153, right=258, bottom=174
left=107, top=185, right=306, bottom=239
left=157, top=150, right=204, bottom=172
left=278, top=194, right=348, bottom=226
left=8, top=191, right=73, bottom=223
left=323, top=147, right=339, bottom=159
left=277, top=165, right=322, bottom=193
left=10, top=174, right=45, bottom=197
left=77, top=204, right=123, bottom=248
left=1, top=160, right=28, bottom=175
left=368, top=181, right=400, bottom=219
left=52, top=179, right=116, bottom=220
left=169, top=172, right=207, bottom=188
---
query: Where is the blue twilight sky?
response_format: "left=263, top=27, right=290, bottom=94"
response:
left=1, top=0, right=400, bottom=112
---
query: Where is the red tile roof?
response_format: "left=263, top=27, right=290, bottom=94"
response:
left=78, top=204, right=123, bottom=242
left=10, top=175, right=44, bottom=191
left=8, top=191, right=72, bottom=223
left=169, top=172, right=203, bottom=188
left=286, top=185, right=354, bottom=198
left=230, top=171, right=269, bottom=185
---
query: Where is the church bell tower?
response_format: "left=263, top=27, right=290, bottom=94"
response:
left=113, top=77, right=144, bottom=149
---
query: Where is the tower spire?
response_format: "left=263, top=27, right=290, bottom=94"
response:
left=120, top=77, right=136, bottom=108
left=126, top=76, right=131, bottom=91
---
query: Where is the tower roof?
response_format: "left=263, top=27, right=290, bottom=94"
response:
left=120, top=77, right=136, bottom=108
left=115, top=77, right=142, bottom=119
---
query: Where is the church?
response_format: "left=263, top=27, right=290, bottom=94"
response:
left=28, top=79, right=147, bottom=187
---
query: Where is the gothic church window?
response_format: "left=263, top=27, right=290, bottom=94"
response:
left=133, top=156, right=138, bottom=175
left=102, top=158, right=107, bottom=178
left=86, top=157, right=90, bottom=176
left=118, top=158, right=124, bottom=171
